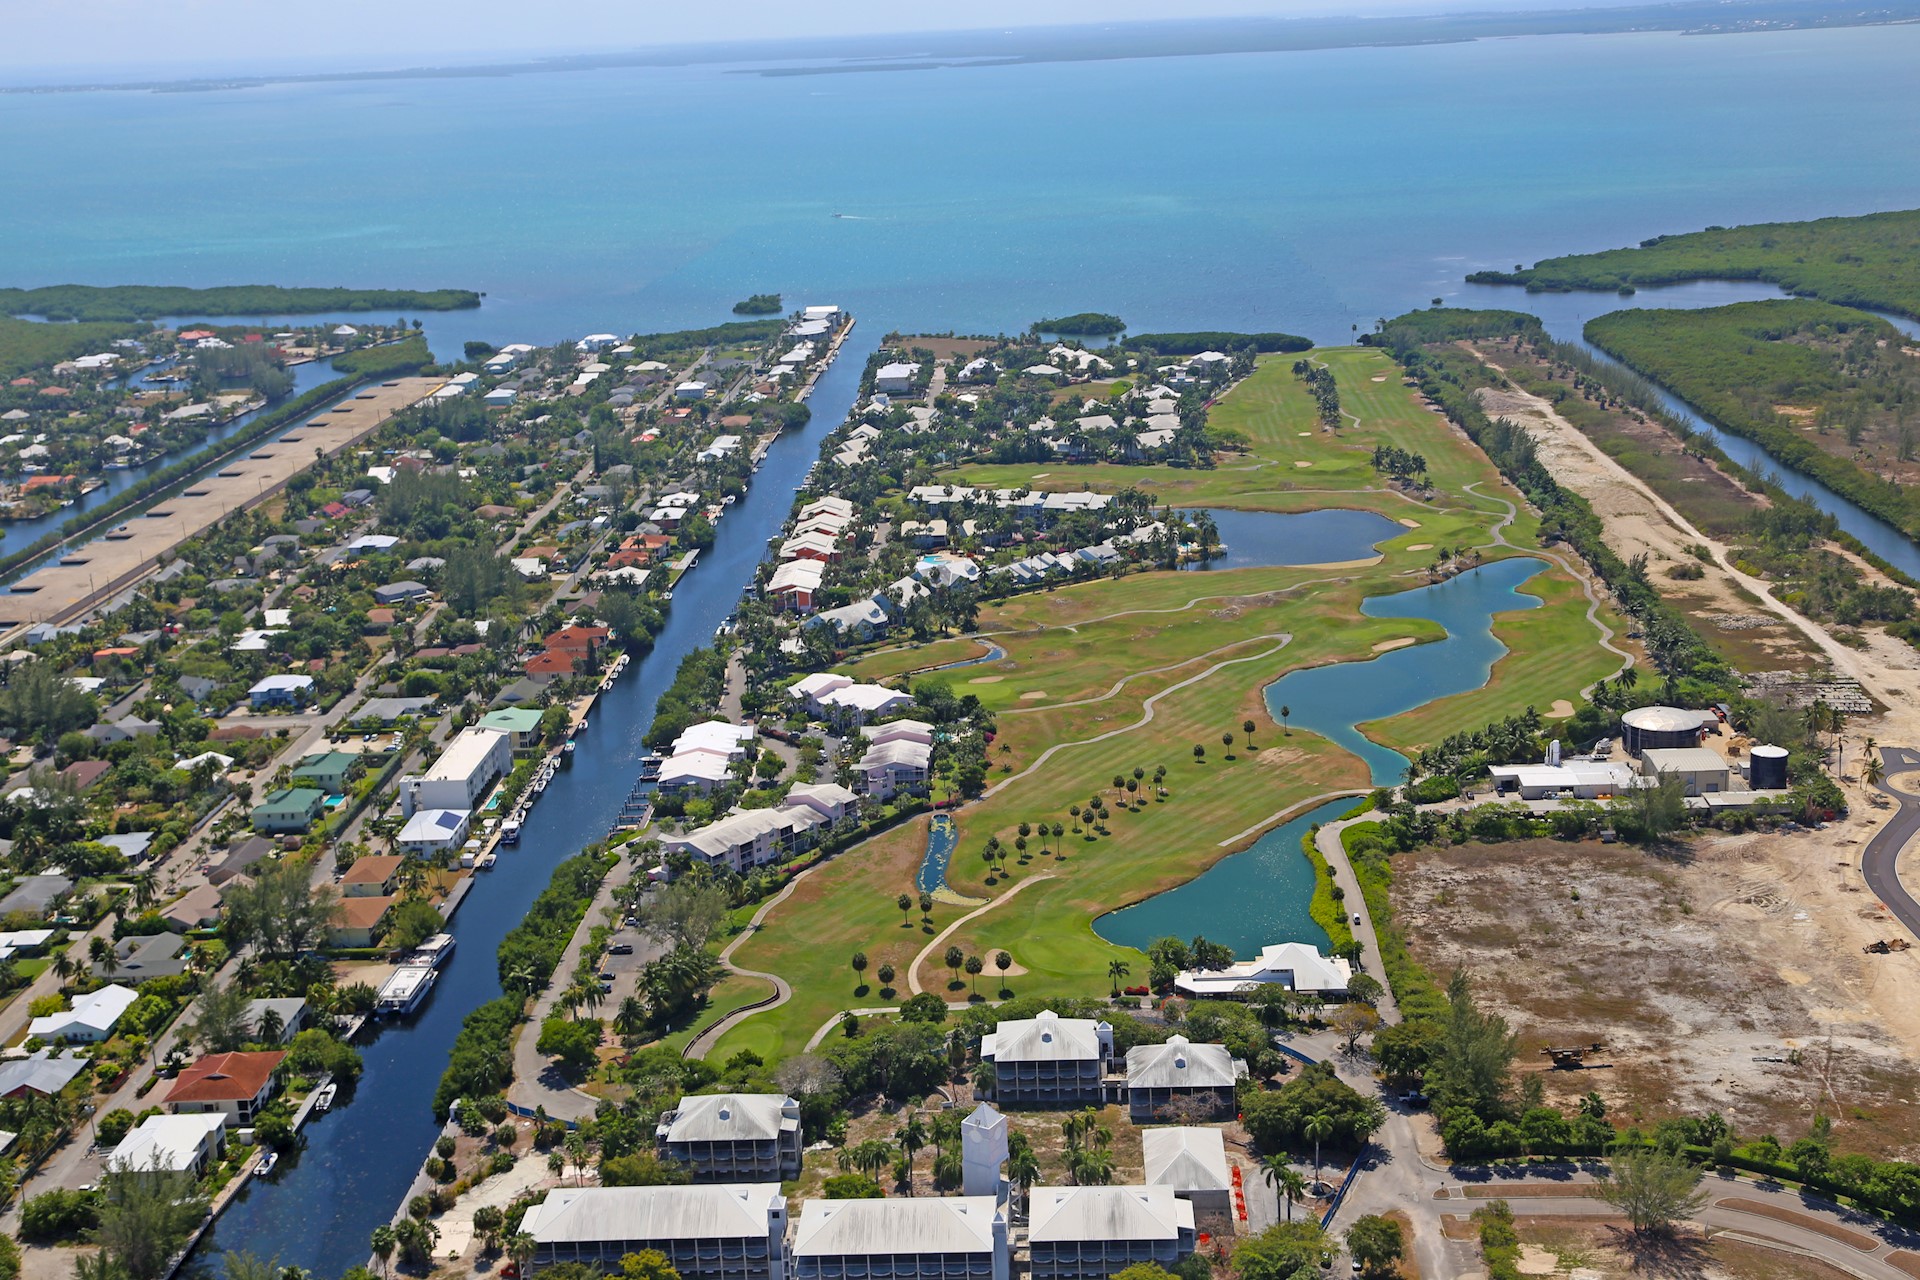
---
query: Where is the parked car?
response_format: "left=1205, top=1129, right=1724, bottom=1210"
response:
left=610, top=942, right=633, bottom=955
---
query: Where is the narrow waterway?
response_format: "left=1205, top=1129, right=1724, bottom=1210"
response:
left=0, top=356, right=347, bottom=574
left=201, top=331, right=877, bottom=1279
left=1457, top=279, right=1920, bottom=577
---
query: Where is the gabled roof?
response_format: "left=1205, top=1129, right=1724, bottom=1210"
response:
left=792, top=1197, right=1001, bottom=1258
left=1028, top=1185, right=1191, bottom=1243
left=520, top=1184, right=782, bottom=1244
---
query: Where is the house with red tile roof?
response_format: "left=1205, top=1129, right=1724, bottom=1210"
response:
left=524, top=651, right=579, bottom=678
left=168, top=1050, right=286, bottom=1123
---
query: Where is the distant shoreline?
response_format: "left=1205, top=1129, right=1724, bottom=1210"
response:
left=5, top=0, right=1918, bottom=95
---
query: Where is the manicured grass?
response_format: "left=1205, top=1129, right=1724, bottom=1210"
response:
left=838, top=636, right=993, bottom=684
left=656, top=974, right=778, bottom=1055
left=705, top=348, right=1619, bottom=1061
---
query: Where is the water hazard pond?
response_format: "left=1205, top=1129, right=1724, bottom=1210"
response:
left=1181, top=507, right=1404, bottom=569
left=1096, top=555, right=1551, bottom=956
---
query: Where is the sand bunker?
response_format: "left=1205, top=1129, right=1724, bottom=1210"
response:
left=1372, top=638, right=1416, bottom=652
left=1406, top=543, right=1432, bottom=551
left=1398, top=518, right=1420, bottom=528
left=1019, top=691, right=1050, bottom=701
left=1371, top=375, right=1389, bottom=383
left=968, top=675, right=1004, bottom=684
left=1547, top=699, right=1575, bottom=718
left=1298, top=431, right=1312, bottom=437
left=1294, top=461, right=1313, bottom=468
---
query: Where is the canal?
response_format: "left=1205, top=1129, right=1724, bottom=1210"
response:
left=201, top=329, right=877, bottom=1279
left=1458, top=279, right=1920, bottom=578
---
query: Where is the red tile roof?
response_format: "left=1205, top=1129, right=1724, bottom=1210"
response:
left=341, top=855, right=403, bottom=887
left=168, top=1050, right=285, bottom=1104
left=524, top=651, right=578, bottom=677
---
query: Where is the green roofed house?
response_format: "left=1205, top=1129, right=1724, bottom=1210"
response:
left=290, top=752, right=356, bottom=795
left=477, top=706, right=546, bottom=749
left=252, top=788, right=326, bottom=835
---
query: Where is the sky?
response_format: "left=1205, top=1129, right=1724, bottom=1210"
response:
left=3, top=0, right=1610, bottom=82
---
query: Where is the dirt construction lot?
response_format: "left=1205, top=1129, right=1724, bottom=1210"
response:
left=1396, top=830, right=1920, bottom=1156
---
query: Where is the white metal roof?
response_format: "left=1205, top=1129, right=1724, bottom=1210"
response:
left=1125, top=1036, right=1246, bottom=1090
left=521, top=1184, right=783, bottom=1244
left=983, top=1010, right=1104, bottom=1064
left=792, top=1197, right=1001, bottom=1258
left=1641, top=747, right=1731, bottom=774
left=422, top=727, right=507, bottom=783
left=1028, top=1185, right=1192, bottom=1243
left=660, top=1093, right=797, bottom=1143
left=109, top=1113, right=225, bottom=1173
left=1142, top=1127, right=1231, bottom=1192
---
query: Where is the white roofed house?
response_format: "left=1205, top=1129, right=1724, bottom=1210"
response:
left=873, top=362, right=922, bottom=395
left=29, top=983, right=137, bottom=1044
left=1173, top=942, right=1352, bottom=999
left=979, top=1010, right=1114, bottom=1108
left=517, top=1184, right=788, bottom=1280
left=863, top=718, right=934, bottom=748
left=1141, top=1127, right=1233, bottom=1217
left=791, top=1198, right=1008, bottom=1280
left=818, top=683, right=913, bottom=728
left=655, top=1093, right=802, bottom=1181
left=1028, top=1186, right=1196, bottom=1280
left=808, top=600, right=890, bottom=641
left=109, top=1113, right=226, bottom=1177
left=767, top=559, right=825, bottom=613
left=781, top=782, right=859, bottom=826
left=1123, top=1035, right=1247, bottom=1122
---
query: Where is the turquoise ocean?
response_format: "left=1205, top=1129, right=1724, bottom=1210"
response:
left=4, top=25, right=1920, bottom=352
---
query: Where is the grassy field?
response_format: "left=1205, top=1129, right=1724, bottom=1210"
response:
left=706, top=348, right=1625, bottom=1061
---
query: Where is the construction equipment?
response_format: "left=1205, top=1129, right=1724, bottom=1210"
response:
left=1542, top=1043, right=1606, bottom=1068
left=1864, top=939, right=1913, bottom=954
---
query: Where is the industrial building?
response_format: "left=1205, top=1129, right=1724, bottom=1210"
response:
left=1619, top=705, right=1716, bottom=757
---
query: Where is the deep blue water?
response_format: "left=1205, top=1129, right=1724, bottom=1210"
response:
left=1263, top=556, right=1549, bottom=787
left=1183, top=508, right=1404, bottom=570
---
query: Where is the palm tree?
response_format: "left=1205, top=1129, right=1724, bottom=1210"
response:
left=1006, top=1139, right=1041, bottom=1217
left=964, top=954, right=984, bottom=995
left=851, top=952, right=868, bottom=990
left=1865, top=755, right=1886, bottom=787
left=994, top=951, right=1012, bottom=995
left=897, top=893, right=913, bottom=926
left=1107, top=959, right=1130, bottom=997
left=1242, top=719, right=1257, bottom=750
left=129, top=871, right=157, bottom=914
left=1260, top=1156, right=1307, bottom=1221
left=369, top=1224, right=397, bottom=1279
left=896, top=1111, right=927, bottom=1193
left=507, top=1232, right=537, bottom=1280
left=1279, top=705, right=1291, bottom=735
left=1304, top=1112, right=1335, bottom=1189
left=615, top=996, right=648, bottom=1043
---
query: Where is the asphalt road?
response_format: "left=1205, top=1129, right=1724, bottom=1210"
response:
left=1863, top=746, right=1920, bottom=937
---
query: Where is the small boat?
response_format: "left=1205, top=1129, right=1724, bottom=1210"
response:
left=256, top=1150, right=279, bottom=1176
left=561, top=741, right=576, bottom=765
left=312, top=1083, right=336, bottom=1113
left=374, top=964, right=437, bottom=1016
left=478, top=852, right=497, bottom=869
left=578, top=718, right=589, bottom=733
left=501, top=820, right=522, bottom=846
left=413, top=934, right=456, bottom=969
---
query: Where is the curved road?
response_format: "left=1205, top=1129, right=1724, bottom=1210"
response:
left=1863, top=746, right=1920, bottom=937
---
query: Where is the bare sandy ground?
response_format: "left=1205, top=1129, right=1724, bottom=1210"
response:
left=1373, top=638, right=1417, bottom=652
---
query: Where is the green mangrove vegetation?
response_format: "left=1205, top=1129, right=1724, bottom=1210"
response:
left=0, top=315, right=143, bottom=380
left=0, top=284, right=482, bottom=322
left=1131, top=330, right=1314, bottom=354
left=1031, top=312, right=1127, bottom=337
left=731, top=293, right=783, bottom=315
left=1467, top=208, right=1920, bottom=319
left=1585, top=299, right=1920, bottom=538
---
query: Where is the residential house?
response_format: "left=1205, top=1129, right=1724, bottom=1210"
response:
left=0, top=1052, right=89, bottom=1099
left=655, top=1093, right=802, bottom=1182
left=167, top=1050, right=285, bottom=1124
left=373, top=581, right=431, bottom=606
left=1123, top=1036, right=1247, bottom=1122
left=340, top=855, right=404, bottom=897
left=517, top=1184, right=787, bottom=1280
left=160, top=884, right=225, bottom=932
left=791, top=1198, right=1007, bottom=1280
left=767, top=560, right=825, bottom=613
left=478, top=707, right=546, bottom=749
left=873, top=362, right=921, bottom=395
left=109, top=1113, right=226, bottom=1176
left=808, top=600, right=889, bottom=641
left=980, top=1010, right=1114, bottom=1107
left=208, top=836, right=275, bottom=886
left=398, top=808, right=471, bottom=858
left=28, top=983, right=138, bottom=1044
left=62, top=760, right=112, bottom=792
left=97, top=933, right=189, bottom=984
left=1027, top=1187, right=1195, bottom=1280
left=329, top=896, right=395, bottom=948
left=241, top=997, right=306, bottom=1043
left=290, top=751, right=356, bottom=794
left=248, top=674, right=315, bottom=709
left=0, top=874, right=72, bottom=919
left=780, top=782, right=858, bottom=826
left=851, top=738, right=931, bottom=801
left=253, top=788, right=326, bottom=835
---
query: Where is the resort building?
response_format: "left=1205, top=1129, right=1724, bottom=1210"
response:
left=661, top=805, right=828, bottom=875
left=517, top=1184, right=788, bottom=1280
left=851, top=738, right=931, bottom=801
left=399, top=726, right=512, bottom=815
left=1123, top=1036, right=1247, bottom=1122
left=1141, top=1127, right=1233, bottom=1218
left=655, top=1093, right=803, bottom=1182
left=790, top=1197, right=1008, bottom=1280
left=1027, top=1186, right=1196, bottom=1280
left=1172, top=942, right=1352, bottom=1000
left=980, top=1010, right=1114, bottom=1108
